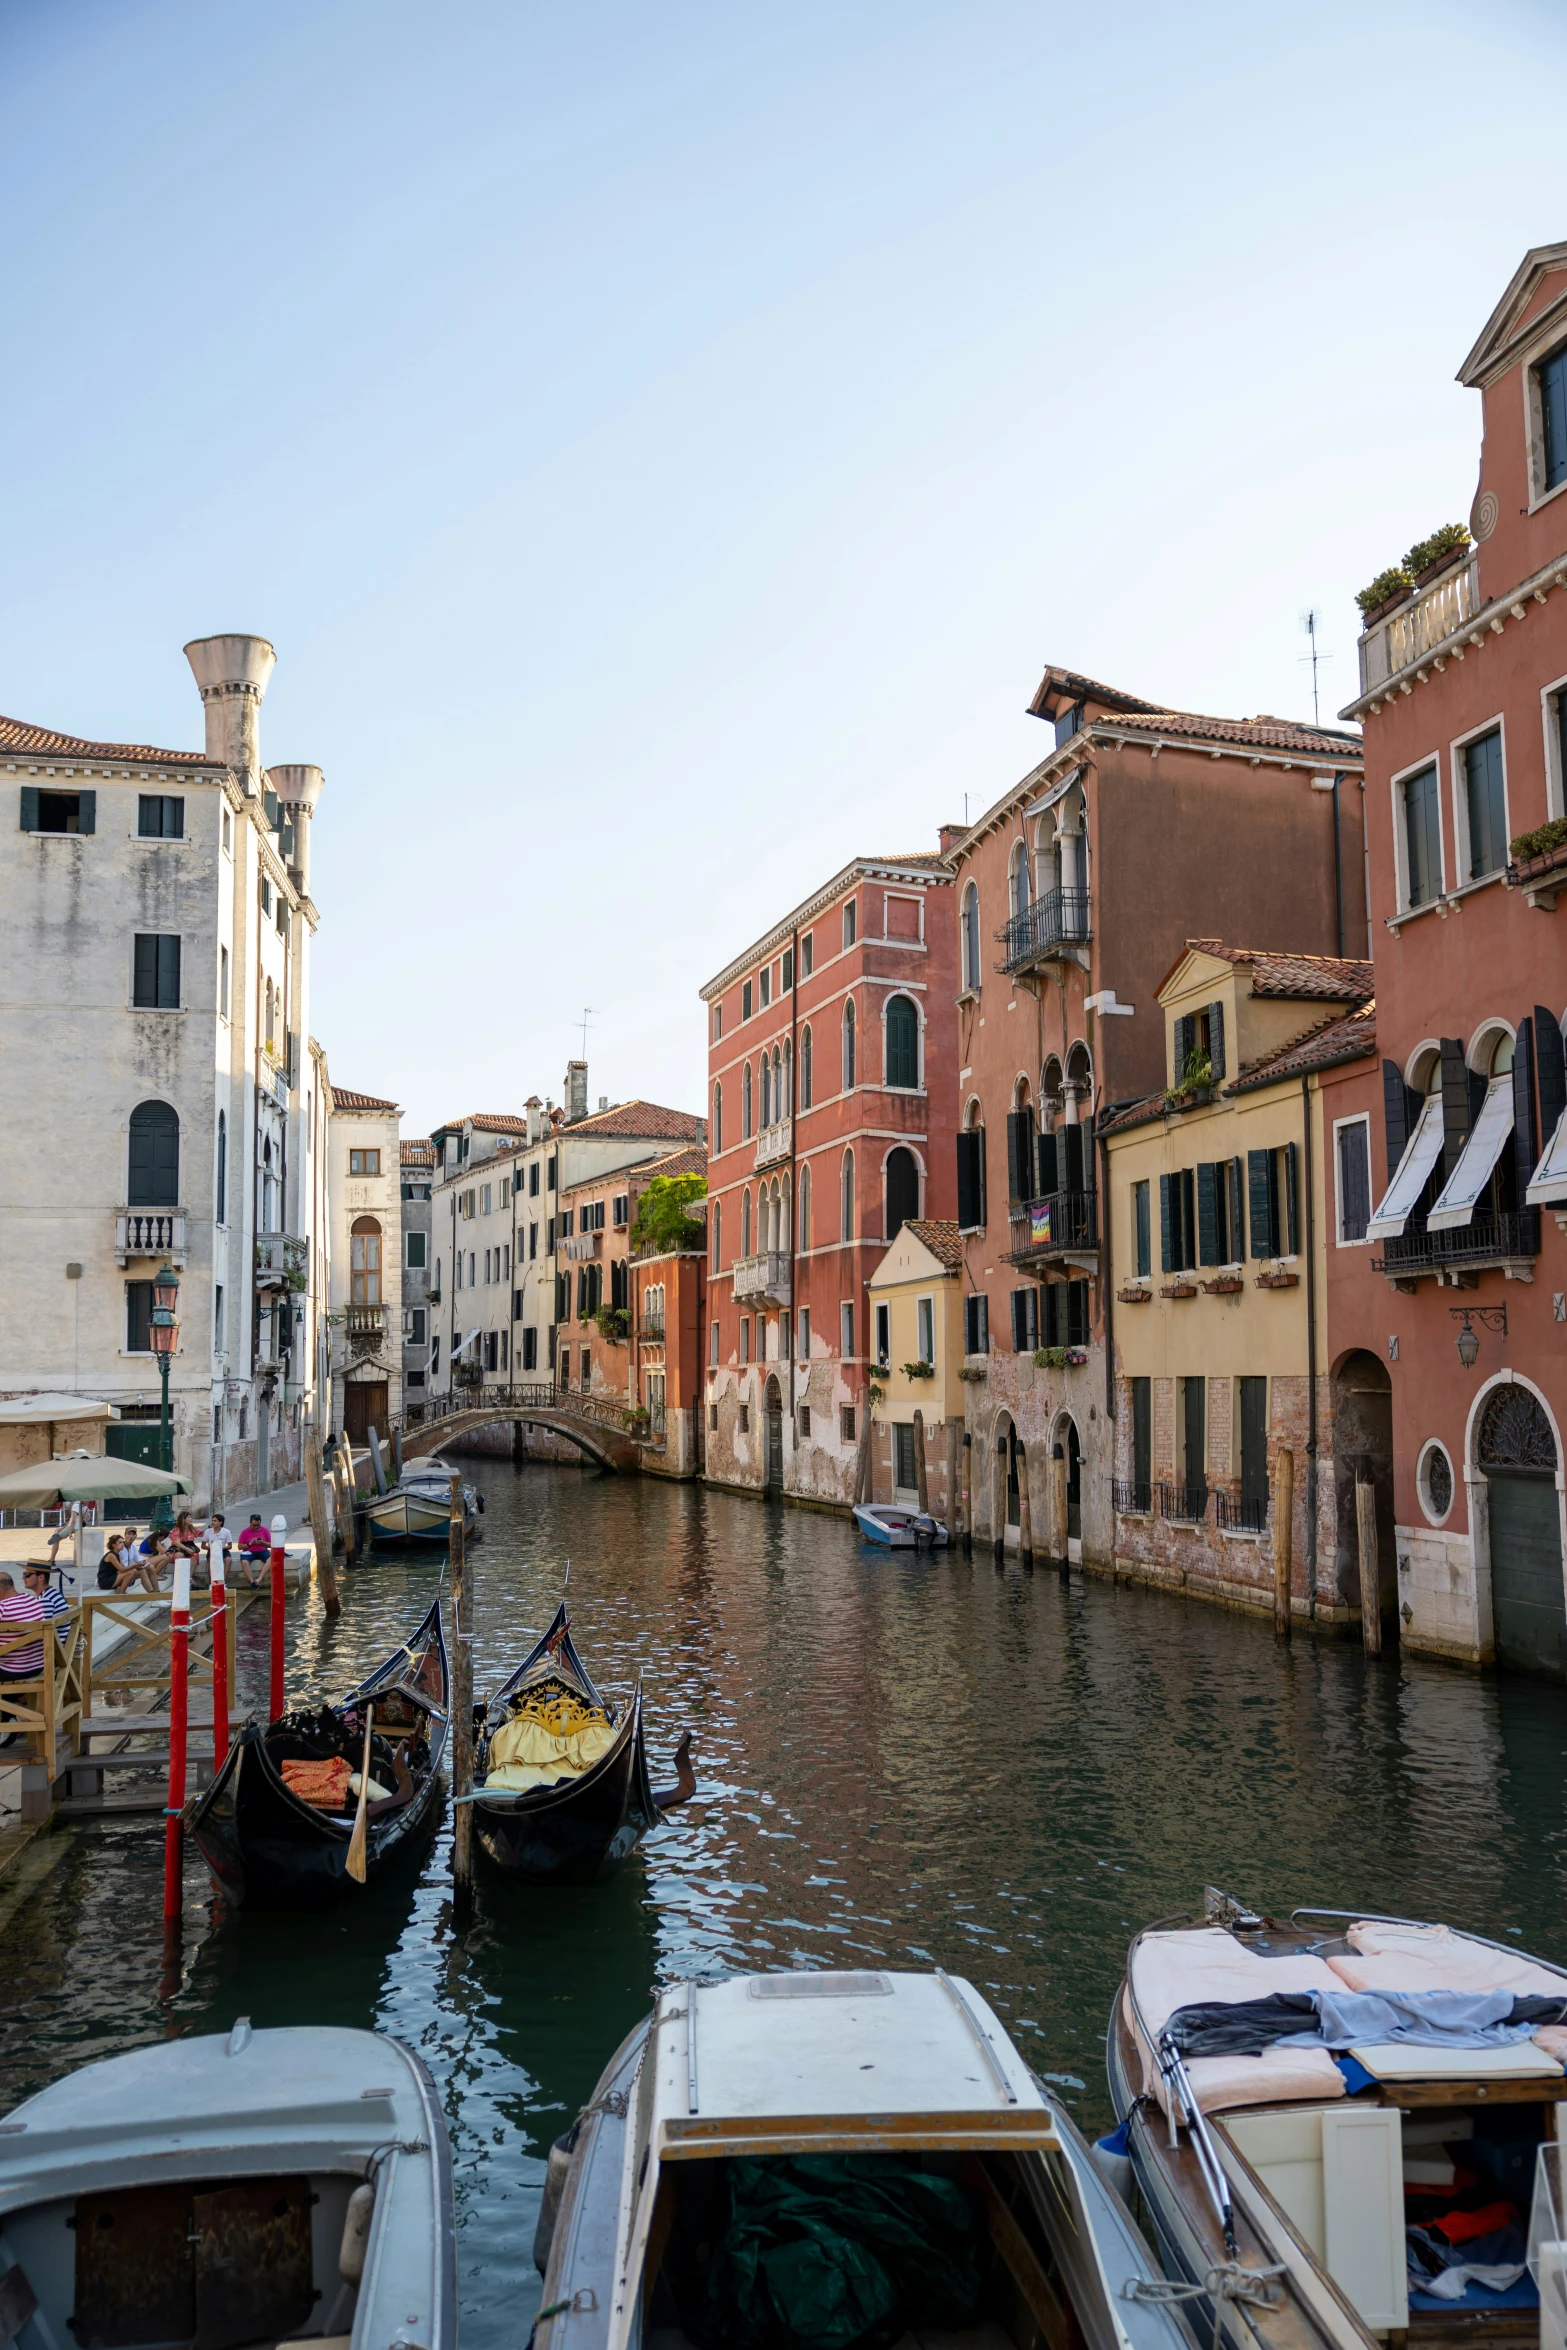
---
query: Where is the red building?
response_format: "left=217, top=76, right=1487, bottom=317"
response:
left=700, top=843, right=958, bottom=1504
left=1328, top=242, right=1567, bottom=1675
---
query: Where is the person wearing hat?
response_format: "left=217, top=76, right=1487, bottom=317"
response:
left=20, top=1562, right=68, bottom=1649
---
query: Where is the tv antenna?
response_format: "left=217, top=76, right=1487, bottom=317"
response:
left=578, top=1006, right=596, bottom=1059
left=1299, top=609, right=1333, bottom=727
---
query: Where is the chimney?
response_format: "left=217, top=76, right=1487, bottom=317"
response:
left=184, top=634, right=277, bottom=794
left=267, top=763, right=324, bottom=894
left=565, top=1060, right=588, bottom=1122
left=939, top=823, right=968, bottom=856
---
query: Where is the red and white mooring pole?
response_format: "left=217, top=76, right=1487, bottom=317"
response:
left=268, top=1514, right=288, bottom=1723
left=163, top=1555, right=191, bottom=1924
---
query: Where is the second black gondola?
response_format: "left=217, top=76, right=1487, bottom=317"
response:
left=471, top=1603, right=693, bottom=1884
left=189, top=1597, right=449, bottom=1910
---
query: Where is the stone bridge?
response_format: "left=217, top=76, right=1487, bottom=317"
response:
left=401, top=1383, right=642, bottom=1475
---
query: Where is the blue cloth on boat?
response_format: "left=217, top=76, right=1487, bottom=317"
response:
left=1276, top=1988, right=1540, bottom=2051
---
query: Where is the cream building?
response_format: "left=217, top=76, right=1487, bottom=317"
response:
left=326, top=1089, right=404, bottom=1446
left=866, top=1218, right=965, bottom=1518
left=0, top=634, right=330, bottom=1506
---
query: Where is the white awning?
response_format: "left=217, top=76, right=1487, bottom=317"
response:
left=1367, top=1092, right=1444, bottom=1239
left=0, top=1393, right=115, bottom=1425
left=1528, top=1104, right=1567, bottom=1206
left=1428, top=1077, right=1513, bottom=1230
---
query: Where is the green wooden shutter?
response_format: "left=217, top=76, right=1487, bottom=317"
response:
left=1382, top=1057, right=1414, bottom=1181
left=1536, top=1006, right=1567, bottom=1146
left=1283, top=1143, right=1300, bottom=1254
left=1208, top=1001, right=1225, bottom=1080
left=1196, top=1163, right=1218, bottom=1265
left=77, top=789, right=96, bottom=834
left=133, top=934, right=155, bottom=1005
left=956, top=1132, right=980, bottom=1229
left=19, top=786, right=38, bottom=830
left=1230, top=1156, right=1245, bottom=1260
left=1037, top=1129, right=1058, bottom=1197
left=976, top=1124, right=987, bottom=1228
left=1512, top=1018, right=1536, bottom=1201
left=1247, top=1150, right=1273, bottom=1257
left=1439, top=1038, right=1470, bottom=1180
left=1010, top=1289, right=1026, bottom=1351
left=1173, top=1015, right=1195, bottom=1085
left=1064, top=1123, right=1085, bottom=1193
left=1159, top=1174, right=1174, bottom=1271
left=1007, top=1110, right=1031, bottom=1203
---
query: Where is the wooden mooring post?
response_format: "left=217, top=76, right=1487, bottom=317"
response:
left=335, top=1436, right=358, bottom=1565
left=1356, top=1459, right=1382, bottom=1658
left=448, top=1473, right=475, bottom=1916
left=1274, top=1448, right=1294, bottom=1644
left=947, top=1420, right=961, bottom=1542
left=960, top=1433, right=972, bottom=1553
left=1017, top=1441, right=1033, bottom=1569
left=305, top=1418, right=340, bottom=1616
left=913, top=1410, right=929, bottom=1515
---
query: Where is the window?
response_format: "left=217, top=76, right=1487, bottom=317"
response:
left=1401, top=762, right=1443, bottom=909
left=222, top=807, right=232, bottom=854
left=885, top=994, right=918, bottom=1088
left=408, top=1307, right=427, bottom=1345
left=894, top=1423, right=918, bottom=1492
left=760, top=964, right=772, bottom=1008
left=1180, top=1376, right=1207, bottom=1499
left=1336, top=1117, right=1372, bottom=1243
left=530, top=1161, right=540, bottom=1196
left=612, top=1193, right=629, bottom=1228
left=956, top=1122, right=986, bottom=1232
left=1054, top=700, right=1083, bottom=748
left=742, top=1062, right=753, bottom=1139
left=964, top=1293, right=989, bottom=1354
left=1008, top=838, right=1030, bottom=920
left=125, top=1280, right=153, bottom=1352
left=133, top=934, right=180, bottom=1008
left=801, top=1026, right=813, bottom=1108
left=560, top=1208, right=574, bottom=1238
left=215, top=1110, right=227, bottom=1225
left=20, top=786, right=94, bottom=833
left=1195, top=1159, right=1245, bottom=1266
left=885, top=1145, right=918, bottom=1241
left=1133, top=1179, right=1151, bottom=1277
left=960, top=883, right=981, bottom=992
left=219, top=946, right=230, bottom=1018
left=712, top=1003, right=723, bottom=1043
left=1419, top=1440, right=1454, bottom=1524
left=528, top=1221, right=537, bottom=1259
left=798, top=1404, right=811, bottom=1438
left=1131, top=1377, right=1152, bottom=1508
left=350, top=1216, right=382, bottom=1306
left=802, top=931, right=814, bottom=976
left=711, top=1196, right=722, bottom=1274
left=799, top=1306, right=810, bottom=1359
left=580, top=1345, right=592, bottom=1388
left=738, top=1402, right=750, bottom=1433
left=1159, top=1169, right=1198, bottom=1271
left=799, top=1162, right=812, bottom=1250
left=214, top=1286, right=225, bottom=1354
left=842, top=999, right=856, bottom=1091
left=128, top=1100, right=179, bottom=1205
left=740, top=1316, right=751, bottom=1364
left=1238, top=1377, right=1268, bottom=1510
left=138, top=794, right=184, bottom=838
left=842, top=899, right=857, bottom=950
left=1010, top=1286, right=1038, bottom=1351
left=875, top=1301, right=891, bottom=1366
left=742, top=978, right=753, bottom=1021
left=916, top=1295, right=935, bottom=1365
left=782, top=946, right=794, bottom=990
left=482, top=1182, right=492, bottom=1214
left=712, top=1080, right=724, bottom=1154
left=839, top=1403, right=856, bottom=1443
left=1247, top=1144, right=1299, bottom=1258
left=840, top=1300, right=855, bottom=1359
left=1462, top=727, right=1507, bottom=881
left=523, top=1327, right=538, bottom=1371
left=349, top=1149, right=382, bottom=1177
left=1540, top=343, right=1567, bottom=495
left=260, top=875, right=272, bottom=917
left=547, top=1154, right=558, bottom=1192
left=840, top=1148, right=855, bottom=1241
left=407, top=1230, right=427, bottom=1268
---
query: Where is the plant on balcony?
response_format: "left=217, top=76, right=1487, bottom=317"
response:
left=1356, top=564, right=1413, bottom=620
left=1511, top=815, right=1567, bottom=865
left=1201, top=1275, right=1244, bottom=1295
left=957, top=1363, right=987, bottom=1382
left=1033, top=1346, right=1066, bottom=1370
left=1164, top=1049, right=1212, bottom=1106
left=1402, top=522, right=1470, bottom=583
left=1254, top=1267, right=1300, bottom=1289
left=1160, top=1279, right=1197, bottom=1300
left=901, top=1360, right=935, bottom=1380
left=1117, top=1283, right=1152, bottom=1304
left=630, top=1172, right=706, bottom=1256
left=592, top=1304, right=629, bottom=1343
left=1065, top=1346, right=1089, bottom=1366
left=453, top=1360, right=483, bottom=1388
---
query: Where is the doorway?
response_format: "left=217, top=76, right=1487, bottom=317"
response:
left=345, top=1381, right=388, bottom=1448
left=103, top=1421, right=162, bottom=1522
left=1066, top=1422, right=1082, bottom=1546
left=1331, top=1351, right=1395, bottom=1619
left=1479, top=1384, right=1563, bottom=1678
left=764, top=1375, right=784, bottom=1496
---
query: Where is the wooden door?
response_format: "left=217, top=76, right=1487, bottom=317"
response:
left=344, top=1382, right=388, bottom=1447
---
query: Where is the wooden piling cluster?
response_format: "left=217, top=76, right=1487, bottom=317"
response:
left=448, top=1472, right=475, bottom=1915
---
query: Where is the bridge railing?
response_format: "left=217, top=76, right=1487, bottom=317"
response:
left=398, top=1382, right=643, bottom=1444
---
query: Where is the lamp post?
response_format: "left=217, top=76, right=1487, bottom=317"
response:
left=149, top=1263, right=180, bottom=1531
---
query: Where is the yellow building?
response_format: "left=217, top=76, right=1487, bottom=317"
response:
left=865, top=1219, right=965, bottom=1514
left=1102, top=944, right=1375, bottom=1625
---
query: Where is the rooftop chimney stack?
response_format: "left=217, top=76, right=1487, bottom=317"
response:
left=565, top=1060, right=588, bottom=1123
left=184, top=634, right=277, bottom=795
left=267, top=763, right=324, bottom=894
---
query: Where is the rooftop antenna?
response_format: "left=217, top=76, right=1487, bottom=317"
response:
left=1299, top=608, right=1333, bottom=728
left=578, top=1007, right=595, bottom=1059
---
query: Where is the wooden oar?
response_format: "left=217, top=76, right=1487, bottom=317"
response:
left=346, top=1704, right=374, bottom=1884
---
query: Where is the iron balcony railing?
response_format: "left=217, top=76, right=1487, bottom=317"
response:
left=1007, top=1189, right=1098, bottom=1262
left=996, top=886, right=1090, bottom=973
left=1111, top=1477, right=1152, bottom=1516
left=1371, top=1208, right=1540, bottom=1279
left=1216, top=1487, right=1269, bottom=1534
left=638, top=1312, right=666, bottom=1340
left=1158, top=1481, right=1209, bottom=1524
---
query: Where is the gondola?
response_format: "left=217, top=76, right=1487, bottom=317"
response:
left=469, top=1601, right=694, bottom=1884
left=189, top=1597, right=449, bottom=1910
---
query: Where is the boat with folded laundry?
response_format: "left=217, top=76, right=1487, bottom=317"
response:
left=189, top=1597, right=449, bottom=1909
left=852, top=1501, right=949, bottom=1549
left=1108, top=1891, right=1567, bottom=2350
left=467, top=1601, right=694, bottom=1883
left=532, top=1965, right=1199, bottom=2350
left=0, top=2019, right=456, bottom=2350
left=363, top=1465, right=481, bottom=1545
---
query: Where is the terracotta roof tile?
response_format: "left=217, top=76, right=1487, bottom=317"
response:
left=1228, top=1002, right=1377, bottom=1091
left=868, top=851, right=954, bottom=873
left=331, top=1087, right=400, bottom=1114
left=401, top=1139, right=436, bottom=1165
left=1184, top=943, right=1374, bottom=1000
left=904, top=1217, right=964, bottom=1269
left=636, top=1144, right=708, bottom=1181
left=1106, top=709, right=1362, bottom=758
left=566, top=1099, right=707, bottom=1142
left=0, top=714, right=218, bottom=766
left=1027, top=665, right=1167, bottom=720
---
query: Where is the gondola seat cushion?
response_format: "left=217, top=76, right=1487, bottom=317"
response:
left=1127, top=1929, right=1348, bottom=2115
left=485, top=1694, right=615, bottom=1792
left=1327, top=1922, right=1567, bottom=2001
left=281, top=1756, right=354, bottom=1810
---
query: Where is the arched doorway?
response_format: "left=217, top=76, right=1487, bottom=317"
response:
left=1066, top=1421, right=1082, bottom=1547
left=764, top=1374, right=784, bottom=1496
left=1331, top=1350, right=1394, bottom=1624
left=1479, top=1383, right=1563, bottom=1677
left=885, top=1147, right=919, bottom=1242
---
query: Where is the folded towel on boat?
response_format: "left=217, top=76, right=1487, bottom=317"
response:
left=281, top=1755, right=353, bottom=1810
left=1331, top=1922, right=1567, bottom=2000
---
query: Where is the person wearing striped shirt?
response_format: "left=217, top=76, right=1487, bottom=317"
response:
left=0, top=1572, right=45, bottom=1680
left=21, top=1563, right=68, bottom=1648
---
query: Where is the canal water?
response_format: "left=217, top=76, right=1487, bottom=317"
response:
left=3, top=1462, right=1565, bottom=2346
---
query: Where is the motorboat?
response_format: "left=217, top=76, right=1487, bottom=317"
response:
left=364, top=1468, right=480, bottom=1546
left=533, top=1965, right=1197, bottom=2350
left=1108, top=1891, right=1567, bottom=2350
left=853, top=1502, right=949, bottom=1549
left=468, top=1602, right=694, bottom=1884
left=0, top=2021, right=455, bottom=2350
left=189, top=1598, right=449, bottom=1909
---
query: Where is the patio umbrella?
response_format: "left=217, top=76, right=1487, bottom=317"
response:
left=0, top=1458, right=193, bottom=1509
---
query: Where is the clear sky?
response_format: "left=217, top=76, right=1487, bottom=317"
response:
left=5, top=0, right=1564, bottom=1134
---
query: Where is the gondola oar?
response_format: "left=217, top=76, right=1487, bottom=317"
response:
left=346, top=1705, right=374, bottom=1884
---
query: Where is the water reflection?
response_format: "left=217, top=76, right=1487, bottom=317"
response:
left=2, top=1460, right=1564, bottom=2347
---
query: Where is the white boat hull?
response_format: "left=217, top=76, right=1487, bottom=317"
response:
left=853, top=1502, right=948, bottom=1548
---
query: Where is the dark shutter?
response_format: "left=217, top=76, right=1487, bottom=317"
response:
left=126, top=1281, right=153, bottom=1353
left=77, top=790, right=96, bottom=834
left=1037, top=1129, right=1058, bottom=1197
left=1537, top=1005, right=1567, bottom=1147
left=1159, top=1174, right=1173, bottom=1272
left=1208, top=1001, right=1225, bottom=1080
left=956, top=1131, right=980, bottom=1229
left=1248, top=1150, right=1273, bottom=1257
left=1010, top=1289, right=1027, bottom=1352
left=1064, top=1122, right=1085, bottom=1192
left=1230, top=1156, right=1246, bottom=1260
left=1382, top=1058, right=1415, bottom=1182
left=1439, top=1037, right=1470, bottom=1180
left=134, top=934, right=155, bottom=1005
left=1512, top=1018, right=1537, bottom=1200
left=976, top=1123, right=987, bottom=1229
left=1067, top=1280, right=1088, bottom=1347
left=1283, top=1142, right=1300, bottom=1255
left=19, top=786, right=39, bottom=831
left=128, top=1102, right=179, bottom=1205
left=1173, top=1014, right=1195, bottom=1084
left=1197, top=1163, right=1218, bottom=1265
left=964, top=1295, right=977, bottom=1353
left=1007, top=1111, right=1031, bottom=1203
left=1042, top=1283, right=1060, bottom=1347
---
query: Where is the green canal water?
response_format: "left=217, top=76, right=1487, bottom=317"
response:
left=3, top=1462, right=1566, bottom=2345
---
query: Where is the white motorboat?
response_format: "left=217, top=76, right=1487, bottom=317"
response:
left=534, top=1966, right=1197, bottom=2350
left=365, top=1470, right=480, bottom=1545
left=0, top=2020, right=456, bottom=2350
left=853, top=1502, right=948, bottom=1549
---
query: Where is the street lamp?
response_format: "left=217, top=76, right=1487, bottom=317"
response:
left=149, top=1263, right=180, bottom=1531
left=1450, top=1302, right=1506, bottom=1370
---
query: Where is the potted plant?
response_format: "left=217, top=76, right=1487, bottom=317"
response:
left=1064, top=1346, right=1089, bottom=1366
left=1117, top=1283, right=1152, bottom=1305
left=1254, top=1266, right=1300, bottom=1290
left=901, top=1360, right=935, bottom=1380
left=1160, top=1279, right=1197, bottom=1300
left=1163, top=1049, right=1213, bottom=1108
left=1356, top=565, right=1414, bottom=628
left=1404, top=523, right=1471, bottom=589
left=1201, top=1274, right=1244, bottom=1295
left=957, top=1363, right=987, bottom=1383
left=1033, top=1346, right=1067, bottom=1370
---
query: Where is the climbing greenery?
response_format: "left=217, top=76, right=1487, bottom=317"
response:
left=629, top=1172, right=707, bottom=1255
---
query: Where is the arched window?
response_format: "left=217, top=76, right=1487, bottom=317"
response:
left=742, top=1061, right=753, bottom=1139
left=782, top=1038, right=792, bottom=1115
left=215, top=1110, right=227, bottom=1225
left=712, top=1081, right=722, bottom=1154
left=885, top=1146, right=919, bottom=1241
left=1008, top=838, right=1030, bottom=921
left=885, top=994, right=918, bottom=1089
left=778, top=1173, right=791, bottom=1253
left=842, top=999, right=856, bottom=1092
left=801, top=1025, right=813, bottom=1108
left=711, top=1196, right=722, bottom=1274
left=961, top=882, right=981, bottom=992
left=350, top=1215, right=383, bottom=1307
left=761, top=1054, right=771, bottom=1128
left=841, top=1148, right=855, bottom=1242
left=799, top=1161, right=812, bottom=1250
left=265, top=978, right=275, bottom=1049
left=741, top=1188, right=752, bottom=1255
left=771, top=1047, right=782, bottom=1125
left=128, top=1100, right=179, bottom=1206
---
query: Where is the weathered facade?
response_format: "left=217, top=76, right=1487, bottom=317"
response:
left=326, top=1088, right=403, bottom=1446
left=399, top=1138, right=436, bottom=1416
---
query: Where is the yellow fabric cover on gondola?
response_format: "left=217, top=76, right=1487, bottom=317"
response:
left=484, top=1688, right=615, bottom=1791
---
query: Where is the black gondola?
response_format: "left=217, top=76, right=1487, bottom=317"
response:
left=470, top=1603, right=694, bottom=1884
left=189, top=1597, right=450, bottom=1910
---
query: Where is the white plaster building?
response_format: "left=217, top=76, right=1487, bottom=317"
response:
left=325, top=1089, right=404, bottom=1446
left=0, top=634, right=329, bottom=1506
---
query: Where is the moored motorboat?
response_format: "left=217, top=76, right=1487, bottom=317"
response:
left=0, top=2021, right=455, bottom=2350
left=1108, top=1891, right=1567, bottom=2350
left=534, top=1966, right=1197, bottom=2350
left=189, top=1598, right=449, bottom=1909
left=364, top=1469, right=480, bottom=1545
left=469, top=1602, right=693, bottom=1884
left=853, top=1501, right=949, bottom=1549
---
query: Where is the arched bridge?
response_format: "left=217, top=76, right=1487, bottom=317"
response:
left=401, top=1382, right=643, bottom=1475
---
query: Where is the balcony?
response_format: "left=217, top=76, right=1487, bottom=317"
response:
left=996, top=886, right=1090, bottom=975
left=1371, top=1208, right=1540, bottom=1288
left=1158, top=1481, right=1209, bottom=1525
left=755, top=1117, right=792, bottom=1170
left=345, top=1305, right=385, bottom=1354
left=255, top=1233, right=308, bottom=1289
left=1006, top=1189, right=1098, bottom=1268
left=733, top=1250, right=791, bottom=1305
left=560, top=1231, right=600, bottom=1262
left=1357, top=554, right=1481, bottom=696
left=1215, top=1487, right=1269, bottom=1535
left=638, top=1312, right=666, bottom=1341
left=1111, top=1477, right=1152, bottom=1516
left=115, top=1209, right=186, bottom=1267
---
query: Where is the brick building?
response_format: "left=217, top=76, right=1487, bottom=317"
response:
left=700, top=844, right=958, bottom=1505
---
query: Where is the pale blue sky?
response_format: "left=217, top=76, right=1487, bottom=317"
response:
left=5, top=0, right=1563, bottom=1132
